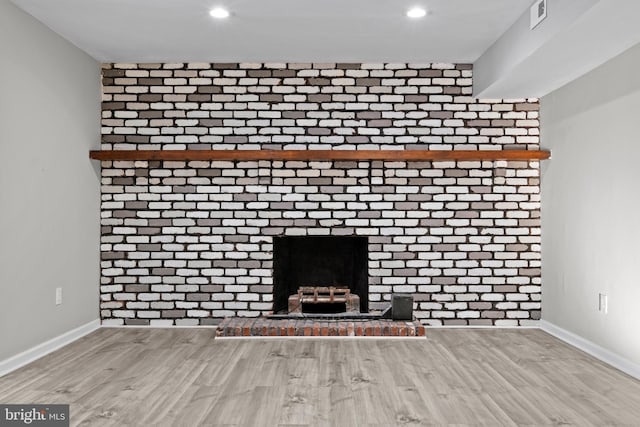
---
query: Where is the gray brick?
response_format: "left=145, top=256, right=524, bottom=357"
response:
left=101, top=62, right=541, bottom=326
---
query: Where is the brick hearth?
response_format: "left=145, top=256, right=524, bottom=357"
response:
left=215, top=317, right=426, bottom=337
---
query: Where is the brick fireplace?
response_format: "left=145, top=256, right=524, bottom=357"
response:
left=99, top=62, right=541, bottom=327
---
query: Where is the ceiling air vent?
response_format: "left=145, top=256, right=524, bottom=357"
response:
left=530, top=0, right=548, bottom=30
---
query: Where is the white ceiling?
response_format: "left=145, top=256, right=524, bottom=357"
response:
left=475, top=0, right=640, bottom=98
left=10, top=0, right=532, bottom=63
left=12, top=0, right=640, bottom=98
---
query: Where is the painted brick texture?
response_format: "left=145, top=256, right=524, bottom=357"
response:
left=100, top=63, right=541, bottom=326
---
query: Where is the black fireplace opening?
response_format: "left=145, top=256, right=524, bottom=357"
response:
left=301, top=301, right=347, bottom=314
left=272, top=236, right=368, bottom=314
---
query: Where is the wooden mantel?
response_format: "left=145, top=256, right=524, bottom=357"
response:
left=89, top=149, right=550, bottom=162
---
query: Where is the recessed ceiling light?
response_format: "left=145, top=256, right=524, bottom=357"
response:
left=209, top=7, right=230, bottom=19
left=407, top=7, right=427, bottom=18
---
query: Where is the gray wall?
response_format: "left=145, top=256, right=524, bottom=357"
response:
left=541, top=42, right=640, bottom=366
left=0, top=0, right=100, bottom=360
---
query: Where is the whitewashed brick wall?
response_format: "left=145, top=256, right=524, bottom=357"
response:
left=100, top=63, right=541, bottom=326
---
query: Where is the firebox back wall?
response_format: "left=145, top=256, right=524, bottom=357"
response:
left=100, top=62, right=541, bottom=326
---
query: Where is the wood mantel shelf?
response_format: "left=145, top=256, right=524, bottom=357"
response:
left=89, top=149, right=550, bottom=162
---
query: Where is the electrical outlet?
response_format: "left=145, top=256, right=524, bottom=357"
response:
left=598, top=293, right=608, bottom=314
left=56, top=287, right=63, bottom=305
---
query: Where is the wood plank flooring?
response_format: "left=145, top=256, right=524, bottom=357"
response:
left=1, top=328, right=639, bottom=426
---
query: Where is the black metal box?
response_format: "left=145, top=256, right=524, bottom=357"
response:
left=392, top=294, right=413, bottom=320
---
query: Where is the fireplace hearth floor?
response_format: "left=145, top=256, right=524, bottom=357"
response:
left=215, top=317, right=426, bottom=338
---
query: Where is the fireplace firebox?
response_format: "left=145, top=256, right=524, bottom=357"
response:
left=272, top=236, right=368, bottom=314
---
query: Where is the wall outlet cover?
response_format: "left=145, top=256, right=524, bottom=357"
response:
left=598, top=293, right=608, bottom=314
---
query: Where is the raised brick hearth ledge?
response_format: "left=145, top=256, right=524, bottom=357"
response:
left=215, top=317, right=426, bottom=338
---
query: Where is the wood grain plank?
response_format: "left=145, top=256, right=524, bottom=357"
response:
left=89, top=149, right=551, bottom=162
left=1, top=329, right=639, bottom=426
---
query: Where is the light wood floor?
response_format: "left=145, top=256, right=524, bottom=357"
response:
left=1, top=329, right=639, bottom=426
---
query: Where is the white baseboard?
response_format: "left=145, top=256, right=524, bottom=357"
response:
left=0, top=319, right=100, bottom=378
left=539, top=320, right=640, bottom=380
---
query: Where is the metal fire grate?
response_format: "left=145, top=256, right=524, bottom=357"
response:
left=299, top=286, right=349, bottom=303
left=288, top=286, right=360, bottom=314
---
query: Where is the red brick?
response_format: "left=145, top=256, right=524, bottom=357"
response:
left=214, top=317, right=427, bottom=337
